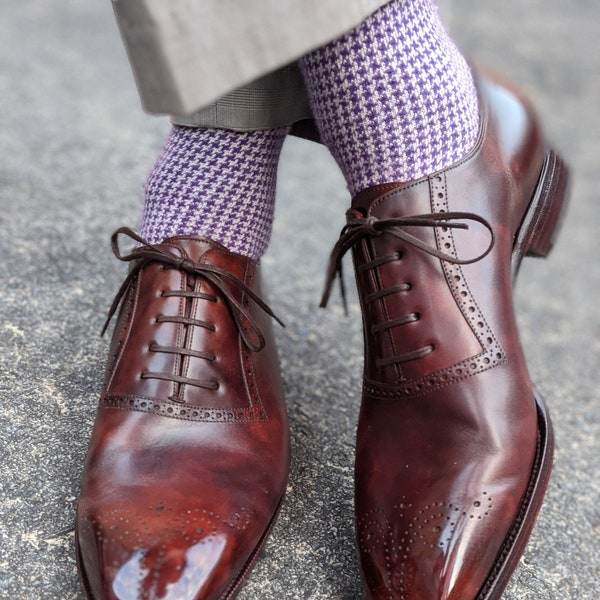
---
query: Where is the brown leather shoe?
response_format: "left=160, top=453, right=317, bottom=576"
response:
left=322, top=76, right=568, bottom=599
left=76, top=230, right=289, bottom=600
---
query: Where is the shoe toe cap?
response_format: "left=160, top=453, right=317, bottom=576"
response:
left=77, top=506, right=253, bottom=600
left=358, top=491, right=520, bottom=600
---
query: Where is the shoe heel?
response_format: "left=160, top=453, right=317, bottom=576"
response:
left=512, top=150, right=570, bottom=275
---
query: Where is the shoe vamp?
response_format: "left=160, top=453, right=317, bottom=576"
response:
left=355, top=368, right=538, bottom=599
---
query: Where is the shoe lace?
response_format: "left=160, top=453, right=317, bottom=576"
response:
left=320, top=210, right=494, bottom=366
left=102, top=228, right=284, bottom=391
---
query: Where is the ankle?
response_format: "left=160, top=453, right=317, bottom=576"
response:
left=139, top=125, right=289, bottom=259
left=299, top=0, right=479, bottom=194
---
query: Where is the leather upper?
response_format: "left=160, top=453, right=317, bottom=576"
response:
left=349, top=78, right=547, bottom=599
left=77, top=236, right=289, bottom=600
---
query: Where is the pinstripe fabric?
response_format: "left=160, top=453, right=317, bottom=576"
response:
left=113, top=0, right=388, bottom=115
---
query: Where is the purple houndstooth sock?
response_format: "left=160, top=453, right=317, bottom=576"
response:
left=140, top=125, right=289, bottom=260
left=299, top=0, right=479, bottom=196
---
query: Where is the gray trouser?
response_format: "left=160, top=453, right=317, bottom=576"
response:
left=171, top=64, right=315, bottom=135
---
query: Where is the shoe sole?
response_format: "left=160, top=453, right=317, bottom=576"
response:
left=476, top=387, right=554, bottom=600
left=75, top=492, right=286, bottom=600
left=511, top=149, right=570, bottom=276
left=479, top=148, right=568, bottom=599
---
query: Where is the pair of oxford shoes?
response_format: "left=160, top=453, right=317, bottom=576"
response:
left=76, top=76, right=568, bottom=600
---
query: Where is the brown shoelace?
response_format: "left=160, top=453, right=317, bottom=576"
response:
left=321, top=210, right=494, bottom=366
left=102, top=228, right=283, bottom=392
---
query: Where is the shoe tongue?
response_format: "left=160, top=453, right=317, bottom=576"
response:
left=159, top=236, right=232, bottom=264
left=351, top=183, right=406, bottom=214
left=351, top=179, right=430, bottom=218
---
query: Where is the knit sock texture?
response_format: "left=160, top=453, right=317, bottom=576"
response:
left=140, top=125, right=288, bottom=260
left=299, top=0, right=479, bottom=196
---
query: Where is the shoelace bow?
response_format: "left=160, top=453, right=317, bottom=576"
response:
left=320, top=210, right=495, bottom=313
left=102, top=227, right=283, bottom=353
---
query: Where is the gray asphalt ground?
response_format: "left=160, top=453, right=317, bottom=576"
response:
left=1, top=1, right=598, bottom=598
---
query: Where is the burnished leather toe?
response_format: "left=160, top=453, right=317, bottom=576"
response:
left=76, top=232, right=289, bottom=600
left=323, top=75, right=567, bottom=599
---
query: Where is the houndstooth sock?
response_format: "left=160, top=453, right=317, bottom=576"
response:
left=140, top=125, right=289, bottom=260
left=299, top=0, right=479, bottom=196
